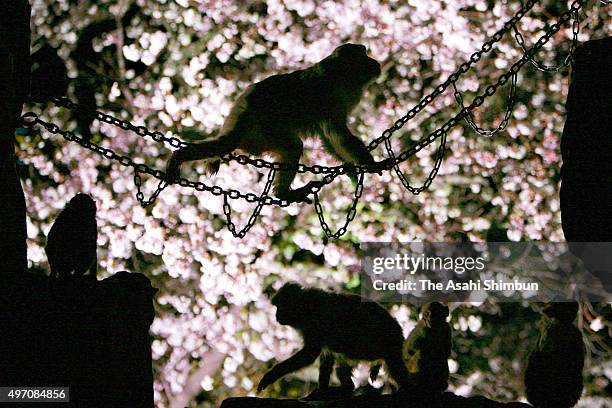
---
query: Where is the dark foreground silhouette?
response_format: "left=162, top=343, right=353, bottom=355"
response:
left=560, top=36, right=612, bottom=289
left=0, top=272, right=156, bottom=408
left=220, top=392, right=532, bottom=408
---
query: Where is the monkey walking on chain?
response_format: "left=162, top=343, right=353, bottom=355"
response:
left=165, top=43, right=385, bottom=203
left=524, top=302, right=585, bottom=408
left=257, top=282, right=411, bottom=394
left=45, top=193, right=98, bottom=280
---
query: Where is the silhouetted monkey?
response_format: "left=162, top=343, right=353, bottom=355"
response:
left=403, top=302, right=451, bottom=397
left=257, top=282, right=410, bottom=393
left=45, top=193, right=98, bottom=279
left=524, top=302, right=585, bottom=408
left=303, top=352, right=354, bottom=401
left=166, top=43, right=382, bottom=203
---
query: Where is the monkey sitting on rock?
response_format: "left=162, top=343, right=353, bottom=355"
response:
left=257, top=282, right=410, bottom=393
left=524, top=302, right=585, bottom=408
left=45, top=193, right=98, bottom=280
left=403, top=302, right=452, bottom=399
left=166, top=43, right=385, bottom=203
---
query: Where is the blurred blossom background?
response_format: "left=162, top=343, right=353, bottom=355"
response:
left=23, top=0, right=611, bottom=406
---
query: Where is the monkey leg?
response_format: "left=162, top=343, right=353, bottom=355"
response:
left=336, top=363, right=354, bottom=392
left=369, top=363, right=381, bottom=383
left=321, top=136, right=359, bottom=185
left=318, top=352, right=335, bottom=389
left=324, top=123, right=384, bottom=177
left=384, top=352, right=411, bottom=389
left=273, top=138, right=310, bottom=203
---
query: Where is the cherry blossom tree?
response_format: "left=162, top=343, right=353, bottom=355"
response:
left=23, top=0, right=611, bottom=406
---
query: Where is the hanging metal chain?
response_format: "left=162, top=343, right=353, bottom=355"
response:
left=452, top=71, right=518, bottom=137
left=313, top=171, right=364, bottom=239
left=366, top=0, right=539, bottom=152
left=223, top=168, right=276, bottom=238
left=50, top=96, right=351, bottom=176
left=52, top=97, right=188, bottom=149
left=20, top=112, right=289, bottom=208
left=384, top=129, right=448, bottom=195
left=134, top=170, right=168, bottom=207
left=513, top=8, right=581, bottom=72
left=305, top=0, right=586, bottom=201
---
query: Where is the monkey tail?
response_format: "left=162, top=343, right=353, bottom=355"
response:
left=177, top=130, right=241, bottom=167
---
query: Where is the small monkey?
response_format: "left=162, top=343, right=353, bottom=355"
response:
left=166, top=43, right=382, bottom=203
left=403, top=302, right=451, bottom=397
left=257, top=283, right=410, bottom=393
left=524, top=302, right=585, bottom=408
left=45, top=193, right=98, bottom=280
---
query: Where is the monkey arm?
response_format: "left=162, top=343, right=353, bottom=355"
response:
left=257, top=344, right=321, bottom=392
left=318, top=352, right=335, bottom=389
left=326, top=122, right=375, bottom=166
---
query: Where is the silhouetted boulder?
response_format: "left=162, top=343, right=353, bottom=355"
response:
left=0, top=271, right=157, bottom=407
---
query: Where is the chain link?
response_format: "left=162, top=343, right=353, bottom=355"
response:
left=223, top=168, right=276, bottom=238
left=134, top=170, right=168, bottom=208
left=52, top=97, right=189, bottom=149
left=384, top=128, right=448, bottom=195
left=313, top=171, right=364, bottom=239
left=513, top=8, right=581, bottom=72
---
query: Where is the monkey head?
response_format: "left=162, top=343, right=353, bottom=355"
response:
left=541, top=302, right=579, bottom=322
left=319, top=43, right=381, bottom=89
left=421, top=302, right=449, bottom=324
left=271, top=282, right=307, bottom=326
left=68, top=193, right=97, bottom=215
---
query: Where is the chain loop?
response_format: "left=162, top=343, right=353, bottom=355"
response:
left=452, top=71, right=518, bottom=137
left=513, top=8, right=581, bottom=72
left=306, top=0, right=585, bottom=198
left=223, top=169, right=276, bottom=238
left=313, top=171, right=364, bottom=239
